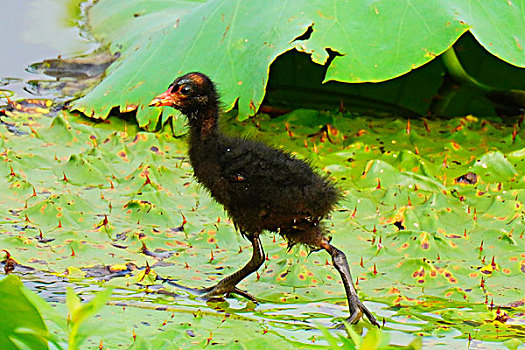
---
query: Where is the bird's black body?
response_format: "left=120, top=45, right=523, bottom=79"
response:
left=150, top=72, right=379, bottom=327
left=189, top=132, right=340, bottom=247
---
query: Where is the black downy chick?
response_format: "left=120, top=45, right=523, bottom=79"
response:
left=150, top=72, right=379, bottom=327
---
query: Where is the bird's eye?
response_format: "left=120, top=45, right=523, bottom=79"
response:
left=179, top=85, right=192, bottom=96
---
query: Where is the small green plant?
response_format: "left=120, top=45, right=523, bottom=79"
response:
left=318, top=322, right=423, bottom=350
left=66, top=287, right=113, bottom=350
left=0, top=276, right=49, bottom=350
left=0, top=275, right=113, bottom=350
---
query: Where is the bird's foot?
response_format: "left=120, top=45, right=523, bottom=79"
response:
left=159, top=277, right=258, bottom=302
left=338, top=295, right=380, bottom=328
left=200, top=285, right=258, bottom=303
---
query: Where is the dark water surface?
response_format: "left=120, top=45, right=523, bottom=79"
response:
left=0, top=0, right=97, bottom=98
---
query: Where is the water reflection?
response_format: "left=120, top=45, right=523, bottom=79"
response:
left=0, top=0, right=98, bottom=98
left=8, top=265, right=517, bottom=350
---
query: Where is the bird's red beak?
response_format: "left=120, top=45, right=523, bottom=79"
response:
left=149, top=86, right=176, bottom=107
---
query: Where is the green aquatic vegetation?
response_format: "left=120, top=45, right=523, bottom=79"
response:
left=0, top=106, right=523, bottom=348
left=74, top=0, right=525, bottom=125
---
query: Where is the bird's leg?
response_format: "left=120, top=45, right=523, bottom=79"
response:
left=200, top=233, right=264, bottom=302
left=322, top=240, right=380, bottom=327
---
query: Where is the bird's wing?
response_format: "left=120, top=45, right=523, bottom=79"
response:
left=220, top=138, right=313, bottom=187
left=218, top=137, right=339, bottom=217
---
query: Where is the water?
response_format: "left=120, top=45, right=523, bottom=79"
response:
left=0, top=0, right=98, bottom=99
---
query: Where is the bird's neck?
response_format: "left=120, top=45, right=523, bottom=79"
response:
left=188, top=107, right=220, bottom=142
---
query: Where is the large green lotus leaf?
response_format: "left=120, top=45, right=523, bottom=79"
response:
left=299, top=1, right=466, bottom=82
left=451, top=1, right=525, bottom=67
left=73, top=0, right=525, bottom=125
left=317, top=0, right=525, bottom=82
left=75, top=0, right=312, bottom=124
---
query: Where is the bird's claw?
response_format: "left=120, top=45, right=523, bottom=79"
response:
left=160, top=279, right=258, bottom=303
left=200, top=285, right=258, bottom=303
left=341, top=295, right=380, bottom=328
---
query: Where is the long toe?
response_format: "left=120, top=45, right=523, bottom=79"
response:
left=159, top=278, right=257, bottom=303
left=232, top=287, right=258, bottom=303
left=359, top=301, right=380, bottom=327
left=347, top=307, right=364, bottom=324
left=160, top=278, right=213, bottom=296
left=200, top=285, right=257, bottom=303
left=348, top=295, right=381, bottom=327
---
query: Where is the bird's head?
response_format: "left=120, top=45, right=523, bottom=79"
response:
left=149, top=72, right=218, bottom=119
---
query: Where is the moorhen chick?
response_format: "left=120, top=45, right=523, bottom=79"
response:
left=149, top=72, right=379, bottom=327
